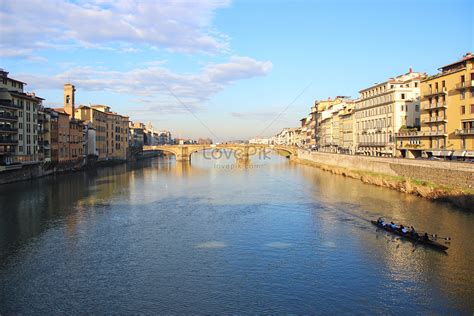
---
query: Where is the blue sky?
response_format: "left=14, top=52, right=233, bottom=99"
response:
left=0, top=0, right=472, bottom=141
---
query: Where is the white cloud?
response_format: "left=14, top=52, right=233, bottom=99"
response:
left=0, top=0, right=231, bottom=57
left=18, top=55, right=273, bottom=106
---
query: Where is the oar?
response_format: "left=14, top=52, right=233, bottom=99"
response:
left=417, top=232, right=451, bottom=241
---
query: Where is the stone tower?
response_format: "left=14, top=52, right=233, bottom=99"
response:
left=64, top=83, right=76, bottom=119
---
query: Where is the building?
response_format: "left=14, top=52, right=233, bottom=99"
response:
left=83, top=122, right=97, bottom=157
left=0, top=69, right=43, bottom=165
left=89, top=105, right=128, bottom=160
left=50, top=109, right=70, bottom=162
left=339, top=103, right=356, bottom=154
left=37, top=108, right=52, bottom=162
left=355, top=70, right=425, bottom=157
left=249, top=137, right=271, bottom=145
left=69, top=119, right=84, bottom=161
left=75, top=105, right=107, bottom=159
left=129, top=121, right=145, bottom=149
left=396, top=53, right=474, bottom=159
left=158, top=130, right=173, bottom=145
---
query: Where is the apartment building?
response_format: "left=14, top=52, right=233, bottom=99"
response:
left=69, top=119, right=84, bottom=160
left=129, top=121, right=145, bottom=148
left=396, top=53, right=474, bottom=159
left=313, top=97, right=347, bottom=149
left=355, top=70, right=425, bottom=157
left=75, top=105, right=107, bottom=159
left=339, top=103, right=356, bottom=154
left=50, top=109, right=70, bottom=162
left=37, top=108, right=52, bottom=162
left=90, top=105, right=129, bottom=160
left=0, top=69, right=43, bottom=165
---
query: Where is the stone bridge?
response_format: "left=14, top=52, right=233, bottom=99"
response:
left=142, top=144, right=298, bottom=162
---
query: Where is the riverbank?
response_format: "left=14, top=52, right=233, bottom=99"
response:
left=0, top=151, right=163, bottom=185
left=295, top=150, right=474, bottom=209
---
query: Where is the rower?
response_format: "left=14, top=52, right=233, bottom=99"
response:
left=410, top=226, right=419, bottom=238
left=377, top=217, right=385, bottom=226
left=422, top=232, right=430, bottom=241
left=400, top=225, right=408, bottom=234
left=389, top=222, right=397, bottom=230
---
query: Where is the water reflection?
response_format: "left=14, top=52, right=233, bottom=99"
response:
left=0, top=153, right=473, bottom=314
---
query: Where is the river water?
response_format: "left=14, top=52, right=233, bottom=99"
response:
left=0, top=152, right=473, bottom=314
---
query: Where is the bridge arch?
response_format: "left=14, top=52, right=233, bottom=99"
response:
left=142, top=144, right=298, bottom=163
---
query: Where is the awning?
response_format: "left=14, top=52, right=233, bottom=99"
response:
left=452, top=151, right=466, bottom=157
left=465, top=151, right=474, bottom=157
left=430, top=151, right=441, bottom=156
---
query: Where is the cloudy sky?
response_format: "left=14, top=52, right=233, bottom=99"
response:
left=0, top=0, right=472, bottom=141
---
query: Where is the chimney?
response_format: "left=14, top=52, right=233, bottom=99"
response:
left=409, top=67, right=413, bottom=73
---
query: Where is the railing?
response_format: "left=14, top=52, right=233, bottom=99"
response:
left=455, top=128, right=474, bottom=135
left=0, top=112, right=18, bottom=120
left=0, top=126, right=18, bottom=132
left=358, top=142, right=388, bottom=147
left=423, top=87, right=447, bottom=97
left=419, top=130, right=447, bottom=136
left=422, top=116, right=447, bottom=124
left=422, top=102, right=447, bottom=110
left=0, top=137, right=17, bottom=144
left=455, top=80, right=474, bottom=89
left=0, top=100, right=21, bottom=109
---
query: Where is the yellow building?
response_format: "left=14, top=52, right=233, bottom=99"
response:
left=314, top=97, right=346, bottom=149
left=339, top=102, right=356, bottom=154
left=91, top=105, right=129, bottom=160
left=397, top=53, right=474, bottom=159
left=75, top=105, right=107, bottom=159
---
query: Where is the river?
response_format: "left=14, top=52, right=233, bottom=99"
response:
left=0, top=152, right=473, bottom=314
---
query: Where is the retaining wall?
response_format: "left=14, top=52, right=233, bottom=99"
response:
left=297, top=150, right=474, bottom=189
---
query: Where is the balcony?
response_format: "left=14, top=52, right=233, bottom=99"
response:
left=0, top=112, right=18, bottom=121
left=0, top=100, right=21, bottom=110
left=455, top=128, right=474, bottom=135
left=422, top=116, right=447, bottom=124
left=0, top=137, right=17, bottom=145
left=423, top=87, right=447, bottom=97
left=455, top=80, right=474, bottom=90
left=0, top=126, right=18, bottom=133
left=358, top=142, right=388, bottom=147
left=422, top=102, right=447, bottom=110
left=420, top=130, right=447, bottom=137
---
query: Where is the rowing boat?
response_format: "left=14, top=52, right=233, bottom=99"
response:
left=371, top=220, right=449, bottom=251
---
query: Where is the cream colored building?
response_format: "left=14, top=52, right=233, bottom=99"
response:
left=396, top=53, right=474, bottom=159
left=355, top=70, right=425, bottom=157
left=339, top=103, right=356, bottom=154
left=0, top=69, right=43, bottom=164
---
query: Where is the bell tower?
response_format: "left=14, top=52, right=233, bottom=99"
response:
left=64, top=83, right=76, bottom=119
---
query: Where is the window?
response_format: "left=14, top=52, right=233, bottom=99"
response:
left=415, top=104, right=419, bottom=111
left=401, top=93, right=405, bottom=100
left=461, top=91, right=465, bottom=100
left=401, top=105, right=404, bottom=111
left=414, top=82, right=418, bottom=88
left=461, top=105, right=466, bottom=115
left=415, top=118, right=420, bottom=126
left=471, top=104, right=474, bottom=114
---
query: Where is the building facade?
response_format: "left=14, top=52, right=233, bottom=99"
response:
left=355, top=70, right=425, bottom=157
left=0, top=69, right=43, bottom=165
left=396, top=53, right=474, bottom=159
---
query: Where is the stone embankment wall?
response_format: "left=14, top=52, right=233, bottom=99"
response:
left=297, top=150, right=474, bottom=190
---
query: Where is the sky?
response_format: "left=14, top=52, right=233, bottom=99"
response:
left=0, top=0, right=472, bottom=141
